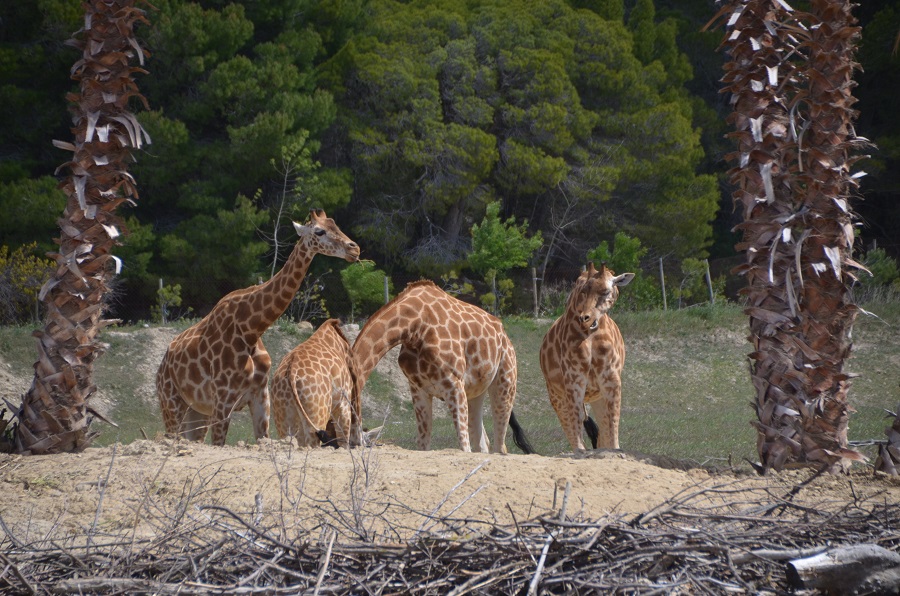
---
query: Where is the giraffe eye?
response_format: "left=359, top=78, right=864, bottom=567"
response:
left=314, top=228, right=326, bottom=237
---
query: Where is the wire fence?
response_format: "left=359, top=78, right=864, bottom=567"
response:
left=3, top=256, right=750, bottom=327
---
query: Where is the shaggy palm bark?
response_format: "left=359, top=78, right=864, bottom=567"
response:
left=718, top=0, right=868, bottom=472
left=14, top=1, right=151, bottom=454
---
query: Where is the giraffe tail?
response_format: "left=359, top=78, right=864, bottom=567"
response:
left=583, top=416, right=599, bottom=449
left=287, top=378, right=332, bottom=448
left=509, top=410, right=536, bottom=455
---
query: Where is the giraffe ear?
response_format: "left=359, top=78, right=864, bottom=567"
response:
left=292, top=220, right=309, bottom=236
left=613, top=272, right=635, bottom=287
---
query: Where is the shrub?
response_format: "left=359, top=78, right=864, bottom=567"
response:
left=341, top=261, right=391, bottom=321
left=0, top=243, right=54, bottom=324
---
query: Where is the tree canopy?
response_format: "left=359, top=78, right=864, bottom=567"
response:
left=0, top=0, right=894, bottom=320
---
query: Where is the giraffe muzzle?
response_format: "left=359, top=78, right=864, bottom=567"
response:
left=344, top=242, right=361, bottom=262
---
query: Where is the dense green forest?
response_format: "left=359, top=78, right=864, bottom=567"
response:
left=1, top=0, right=898, bottom=322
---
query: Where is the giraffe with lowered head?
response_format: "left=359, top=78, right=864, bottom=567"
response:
left=350, top=281, right=533, bottom=454
left=156, top=210, right=360, bottom=445
left=540, top=263, right=633, bottom=452
left=271, top=319, right=357, bottom=448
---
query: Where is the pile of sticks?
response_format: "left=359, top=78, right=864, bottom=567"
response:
left=2, top=475, right=899, bottom=594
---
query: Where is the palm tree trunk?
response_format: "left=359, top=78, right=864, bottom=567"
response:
left=718, top=0, right=868, bottom=472
left=14, top=0, right=151, bottom=454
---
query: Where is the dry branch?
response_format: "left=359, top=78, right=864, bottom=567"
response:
left=2, top=471, right=899, bottom=595
left=787, top=544, right=900, bottom=594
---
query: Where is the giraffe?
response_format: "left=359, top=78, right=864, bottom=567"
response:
left=271, top=319, right=357, bottom=448
left=539, top=263, right=634, bottom=452
left=350, top=281, right=533, bottom=454
left=156, top=210, right=360, bottom=446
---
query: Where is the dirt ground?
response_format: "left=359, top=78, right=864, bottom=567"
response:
left=2, top=436, right=900, bottom=546
left=3, top=326, right=900, bottom=546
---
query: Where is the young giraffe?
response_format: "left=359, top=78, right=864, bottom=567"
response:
left=156, top=210, right=360, bottom=446
left=350, top=281, right=532, bottom=454
left=540, top=263, right=634, bottom=452
left=271, top=319, right=357, bottom=448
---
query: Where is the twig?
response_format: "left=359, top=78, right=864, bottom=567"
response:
left=416, top=459, right=488, bottom=535
left=313, top=530, right=336, bottom=596
left=527, top=533, right=554, bottom=596
left=0, top=551, right=36, bottom=595
left=87, top=438, right=119, bottom=552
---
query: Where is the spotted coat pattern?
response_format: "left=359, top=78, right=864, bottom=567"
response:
left=540, top=263, right=634, bottom=452
left=271, top=319, right=355, bottom=447
left=155, top=210, right=359, bottom=445
left=351, top=281, right=518, bottom=453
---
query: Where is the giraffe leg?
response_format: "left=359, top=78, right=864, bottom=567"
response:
left=551, top=382, right=587, bottom=452
left=182, top=407, right=209, bottom=442
left=209, top=392, right=240, bottom=446
left=411, top=385, right=434, bottom=451
left=159, top=391, right=189, bottom=437
left=270, top=376, right=293, bottom=439
left=468, top=393, right=490, bottom=453
left=248, top=342, right=271, bottom=440
left=332, top=392, right=352, bottom=449
left=488, top=361, right=516, bottom=455
left=157, top=358, right=189, bottom=436
left=590, top=372, right=622, bottom=449
left=441, top=379, right=471, bottom=452
left=248, top=384, right=270, bottom=441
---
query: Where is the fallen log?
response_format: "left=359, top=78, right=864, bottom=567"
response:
left=786, top=544, right=900, bottom=595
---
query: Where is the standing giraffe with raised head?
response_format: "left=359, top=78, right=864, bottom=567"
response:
left=156, top=210, right=360, bottom=445
left=271, top=319, right=357, bottom=448
left=350, top=281, right=533, bottom=454
left=540, top=263, right=634, bottom=452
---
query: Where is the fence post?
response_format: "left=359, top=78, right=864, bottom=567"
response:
left=159, top=277, right=167, bottom=324
left=532, top=267, right=539, bottom=318
left=704, top=259, right=715, bottom=305
left=659, top=258, right=667, bottom=311
left=384, top=276, right=390, bottom=304
left=492, top=273, right=498, bottom=315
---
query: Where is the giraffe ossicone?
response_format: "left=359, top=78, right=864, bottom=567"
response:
left=156, top=209, right=359, bottom=446
left=350, top=280, right=532, bottom=454
left=540, top=262, right=634, bottom=453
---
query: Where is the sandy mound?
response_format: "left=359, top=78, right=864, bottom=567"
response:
left=2, top=439, right=898, bottom=545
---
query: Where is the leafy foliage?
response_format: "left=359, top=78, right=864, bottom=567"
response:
left=15, top=0, right=896, bottom=320
left=151, top=282, right=190, bottom=324
left=469, top=202, right=543, bottom=278
left=340, top=261, right=390, bottom=321
left=675, top=257, right=724, bottom=308
left=861, top=247, right=900, bottom=287
left=470, top=201, right=542, bottom=313
left=587, top=232, right=662, bottom=310
left=329, top=0, right=718, bottom=272
left=0, top=243, right=54, bottom=324
left=0, top=177, right=66, bottom=254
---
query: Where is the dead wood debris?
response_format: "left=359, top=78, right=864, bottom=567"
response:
left=1, top=478, right=899, bottom=595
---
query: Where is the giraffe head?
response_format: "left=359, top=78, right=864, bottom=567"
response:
left=293, top=209, right=360, bottom=262
left=568, top=262, right=634, bottom=332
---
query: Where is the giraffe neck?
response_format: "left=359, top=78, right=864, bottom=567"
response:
left=238, top=240, right=314, bottom=339
left=352, top=298, right=419, bottom=386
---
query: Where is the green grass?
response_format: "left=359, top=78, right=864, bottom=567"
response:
left=1, top=301, right=898, bottom=468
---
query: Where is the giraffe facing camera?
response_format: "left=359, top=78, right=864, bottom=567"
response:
left=540, top=262, right=634, bottom=453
